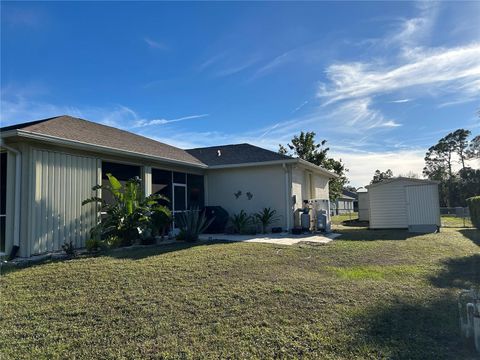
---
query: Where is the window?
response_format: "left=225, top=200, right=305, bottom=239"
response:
left=101, top=162, right=141, bottom=204
left=152, top=168, right=172, bottom=207
left=173, top=172, right=186, bottom=184
left=187, top=174, right=204, bottom=209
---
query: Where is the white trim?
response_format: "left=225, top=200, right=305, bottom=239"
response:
left=15, top=130, right=208, bottom=169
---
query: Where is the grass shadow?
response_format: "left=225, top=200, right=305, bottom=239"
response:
left=335, top=227, right=420, bottom=241
left=349, top=296, right=476, bottom=359
left=459, top=228, right=480, bottom=246
left=429, top=254, right=480, bottom=289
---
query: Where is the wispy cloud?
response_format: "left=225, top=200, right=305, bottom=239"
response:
left=390, top=99, right=412, bottom=103
left=144, top=37, right=168, bottom=50
left=199, top=52, right=260, bottom=77
left=317, top=44, right=480, bottom=105
left=134, top=114, right=209, bottom=127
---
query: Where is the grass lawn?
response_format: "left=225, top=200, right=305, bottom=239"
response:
left=1, top=226, right=479, bottom=359
left=441, top=215, right=474, bottom=228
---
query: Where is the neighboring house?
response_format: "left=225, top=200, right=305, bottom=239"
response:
left=0, top=115, right=337, bottom=257
left=342, top=188, right=358, bottom=211
left=365, top=177, right=441, bottom=232
left=332, top=194, right=355, bottom=215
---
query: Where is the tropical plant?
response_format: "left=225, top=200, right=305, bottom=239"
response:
left=176, top=208, right=213, bottom=242
left=82, top=173, right=171, bottom=246
left=62, top=240, right=76, bottom=257
left=230, top=210, right=252, bottom=234
left=150, top=206, right=172, bottom=239
left=254, top=207, right=279, bottom=233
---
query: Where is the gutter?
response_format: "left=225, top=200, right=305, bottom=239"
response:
left=0, top=140, right=21, bottom=248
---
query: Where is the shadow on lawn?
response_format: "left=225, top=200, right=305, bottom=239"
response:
left=349, top=296, right=476, bottom=359
left=429, top=254, right=480, bottom=290
left=336, top=227, right=420, bottom=241
left=459, top=228, right=480, bottom=246
left=106, top=239, right=233, bottom=260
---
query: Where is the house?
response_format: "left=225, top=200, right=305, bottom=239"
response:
left=342, top=188, right=358, bottom=211
left=357, top=188, right=369, bottom=221
left=364, top=177, right=441, bottom=232
left=331, top=194, right=355, bottom=215
left=0, top=115, right=337, bottom=257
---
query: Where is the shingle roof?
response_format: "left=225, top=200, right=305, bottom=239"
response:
left=186, top=143, right=292, bottom=166
left=1, top=115, right=205, bottom=166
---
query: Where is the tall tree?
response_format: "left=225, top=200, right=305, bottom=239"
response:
left=466, top=135, right=480, bottom=160
left=278, top=131, right=348, bottom=201
left=448, top=129, right=471, bottom=170
left=371, top=169, right=394, bottom=184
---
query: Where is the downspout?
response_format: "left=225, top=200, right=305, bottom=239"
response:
left=0, top=140, right=21, bottom=248
left=282, top=163, right=290, bottom=231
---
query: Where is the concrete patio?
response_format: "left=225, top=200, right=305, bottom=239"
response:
left=199, top=232, right=340, bottom=246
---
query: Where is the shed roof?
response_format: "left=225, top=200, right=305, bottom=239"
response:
left=366, top=177, right=439, bottom=189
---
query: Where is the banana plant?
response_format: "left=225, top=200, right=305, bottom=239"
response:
left=83, top=173, right=171, bottom=245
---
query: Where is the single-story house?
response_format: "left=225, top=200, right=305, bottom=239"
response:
left=364, top=177, right=441, bottom=232
left=342, top=188, right=358, bottom=211
left=0, top=115, right=337, bottom=257
left=331, top=189, right=357, bottom=215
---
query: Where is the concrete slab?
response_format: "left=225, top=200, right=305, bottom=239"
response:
left=199, top=232, right=340, bottom=246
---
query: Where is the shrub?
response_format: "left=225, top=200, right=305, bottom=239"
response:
left=467, top=195, right=480, bottom=229
left=85, top=238, right=107, bottom=253
left=62, top=240, right=76, bottom=257
left=230, top=210, right=252, bottom=234
left=254, top=207, right=279, bottom=234
left=176, top=208, right=213, bottom=242
left=83, top=174, right=172, bottom=246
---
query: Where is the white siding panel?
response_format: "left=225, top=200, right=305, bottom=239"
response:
left=29, top=150, right=98, bottom=255
left=358, top=192, right=369, bottom=221
left=369, top=182, right=408, bottom=229
left=406, top=184, right=440, bottom=226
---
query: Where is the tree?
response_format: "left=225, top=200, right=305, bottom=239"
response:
left=278, top=131, right=348, bottom=200
left=449, top=129, right=471, bottom=170
left=466, top=135, right=480, bottom=160
left=371, top=169, right=394, bottom=184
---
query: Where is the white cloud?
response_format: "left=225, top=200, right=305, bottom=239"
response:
left=318, top=44, right=480, bottom=104
left=332, top=149, right=427, bottom=187
left=134, top=114, right=209, bottom=127
left=390, top=99, right=411, bottom=103
left=144, top=37, right=167, bottom=50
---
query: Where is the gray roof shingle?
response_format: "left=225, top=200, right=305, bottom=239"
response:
left=2, top=115, right=206, bottom=166
left=186, top=143, right=292, bottom=166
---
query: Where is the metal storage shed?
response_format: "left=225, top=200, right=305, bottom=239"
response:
left=357, top=188, right=369, bottom=221
left=365, top=177, right=440, bottom=232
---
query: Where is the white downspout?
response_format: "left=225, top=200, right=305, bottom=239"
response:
left=0, top=140, right=21, bottom=248
left=283, top=163, right=290, bottom=231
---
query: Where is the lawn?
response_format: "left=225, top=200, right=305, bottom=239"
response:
left=1, top=226, right=479, bottom=359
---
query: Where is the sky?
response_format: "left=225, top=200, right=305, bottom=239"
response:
left=1, top=1, right=479, bottom=187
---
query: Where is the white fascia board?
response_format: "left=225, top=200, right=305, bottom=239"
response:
left=296, top=158, right=339, bottom=179
left=16, top=130, right=208, bottom=169
left=207, top=159, right=298, bottom=170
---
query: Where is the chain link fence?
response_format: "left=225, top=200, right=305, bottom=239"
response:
left=440, top=207, right=473, bottom=228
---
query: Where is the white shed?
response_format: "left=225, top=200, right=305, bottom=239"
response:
left=365, top=177, right=440, bottom=232
left=357, top=189, right=369, bottom=221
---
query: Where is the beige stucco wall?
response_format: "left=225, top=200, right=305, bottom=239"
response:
left=291, top=165, right=330, bottom=208
left=206, top=165, right=288, bottom=229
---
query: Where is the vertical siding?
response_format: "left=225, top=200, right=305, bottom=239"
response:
left=405, top=184, right=440, bottom=226
left=368, top=181, right=408, bottom=229
left=358, top=192, right=369, bottom=221
left=29, top=149, right=98, bottom=255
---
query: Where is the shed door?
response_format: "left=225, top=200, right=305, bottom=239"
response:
left=405, top=184, right=440, bottom=227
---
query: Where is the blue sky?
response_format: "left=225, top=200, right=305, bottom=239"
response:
left=1, top=1, right=479, bottom=186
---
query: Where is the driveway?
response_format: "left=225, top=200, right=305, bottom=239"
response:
left=199, top=232, right=340, bottom=246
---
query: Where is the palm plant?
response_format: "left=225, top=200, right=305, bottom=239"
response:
left=230, top=210, right=252, bottom=234
left=83, top=173, right=171, bottom=246
left=254, top=207, right=279, bottom=234
left=176, top=208, right=213, bottom=242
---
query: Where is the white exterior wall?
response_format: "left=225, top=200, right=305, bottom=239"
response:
left=357, top=192, right=370, bottom=221
left=368, top=179, right=440, bottom=229
left=27, top=149, right=99, bottom=255
left=206, top=165, right=288, bottom=229
left=313, top=174, right=329, bottom=199
left=405, top=184, right=440, bottom=227
left=368, top=180, right=409, bottom=229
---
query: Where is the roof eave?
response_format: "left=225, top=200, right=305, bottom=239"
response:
left=15, top=130, right=208, bottom=168
left=296, top=158, right=339, bottom=179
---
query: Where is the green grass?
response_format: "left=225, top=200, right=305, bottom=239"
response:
left=1, top=227, right=479, bottom=359
left=331, top=212, right=358, bottom=225
left=441, top=215, right=473, bottom=228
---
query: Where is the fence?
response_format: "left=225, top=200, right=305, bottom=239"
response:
left=440, top=207, right=473, bottom=228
